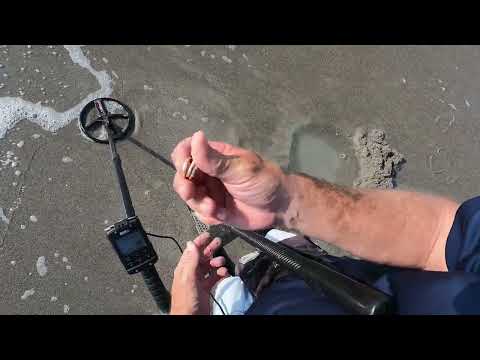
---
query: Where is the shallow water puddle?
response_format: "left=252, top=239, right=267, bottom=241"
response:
left=288, top=125, right=355, bottom=185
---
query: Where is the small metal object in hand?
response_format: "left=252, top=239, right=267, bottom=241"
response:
left=182, top=156, right=198, bottom=181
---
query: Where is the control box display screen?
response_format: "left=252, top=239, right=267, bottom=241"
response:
left=116, top=230, right=147, bottom=256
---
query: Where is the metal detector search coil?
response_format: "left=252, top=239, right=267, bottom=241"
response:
left=79, top=98, right=135, bottom=144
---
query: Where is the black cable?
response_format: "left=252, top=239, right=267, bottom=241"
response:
left=146, top=232, right=227, bottom=315
left=209, top=290, right=226, bottom=315
left=146, top=233, right=183, bottom=254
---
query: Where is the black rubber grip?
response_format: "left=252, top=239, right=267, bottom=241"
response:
left=228, top=226, right=393, bottom=315
left=141, top=266, right=171, bottom=314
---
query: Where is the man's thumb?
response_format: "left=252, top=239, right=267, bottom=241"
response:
left=179, top=241, right=200, bottom=273
left=191, top=130, right=234, bottom=179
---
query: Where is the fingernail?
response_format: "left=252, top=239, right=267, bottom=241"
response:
left=216, top=208, right=227, bottom=221
left=186, top=241, right=194, bottom=250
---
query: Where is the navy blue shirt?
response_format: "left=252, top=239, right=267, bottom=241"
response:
left=246, top=196, right=480, bottom=314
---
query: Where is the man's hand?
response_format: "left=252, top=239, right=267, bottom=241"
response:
left=171, top=130, right=288, bottom=230
left=170, top=232, right=229, bottom=315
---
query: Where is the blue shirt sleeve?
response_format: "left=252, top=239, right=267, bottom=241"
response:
left=446, top=196, right=480, bottom=272
left=247, top=196, right=480, bottom=314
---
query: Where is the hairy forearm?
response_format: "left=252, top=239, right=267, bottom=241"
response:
left=278, top=173, right=459, bottom=271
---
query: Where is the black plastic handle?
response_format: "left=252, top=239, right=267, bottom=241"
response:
left=228, top=226, right=392, bottom=315
left=141, top=265, right=171, bottom=314
left=112, top=155, right=136, bottom=218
